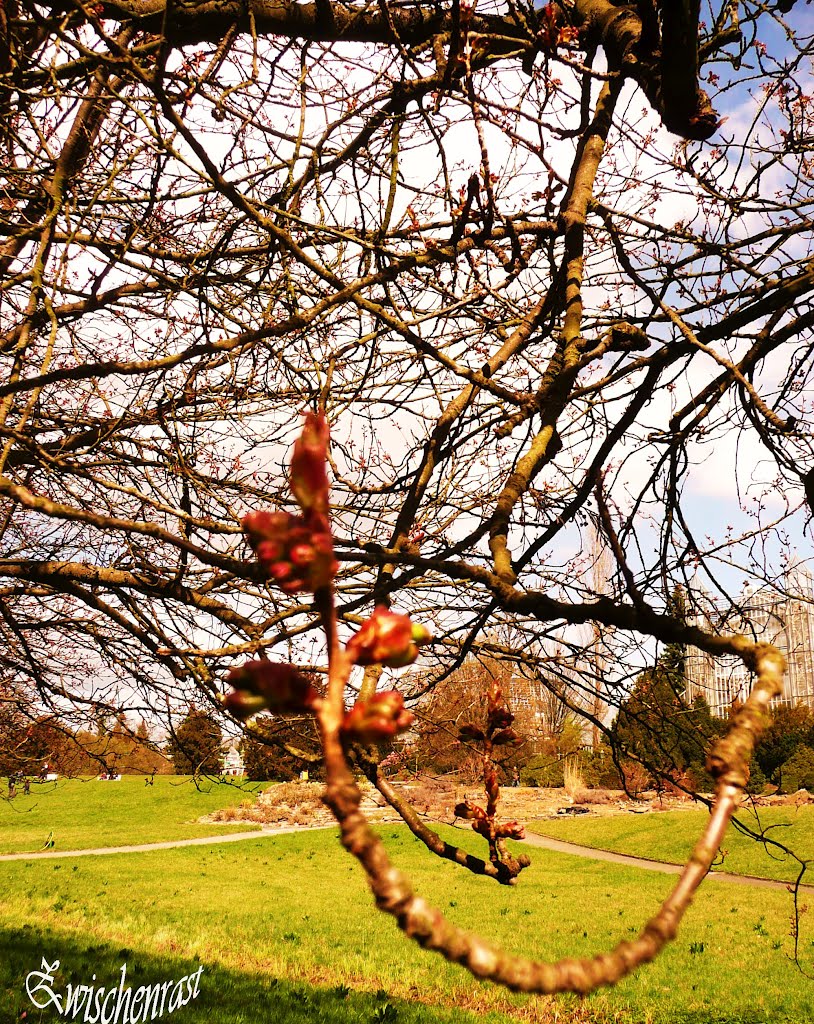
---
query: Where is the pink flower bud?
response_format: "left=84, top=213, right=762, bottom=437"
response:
left=279, top=575, right=308, bottom=594
left=341, top=691, right=414, bottom=743
left=268, top=561, right=295, bottom=582
left=346, top=607, right=431, bottom=668
left=255, top=539, right=286, bottom=562
left=224, top=660, right=319, bottom=719
left=243, top=510, right=292, bottom=546
left=289, top=543, right=315, bottom=566
left=290, top=412, right=331, bottom=515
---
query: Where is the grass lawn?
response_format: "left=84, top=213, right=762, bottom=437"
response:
left=0, top=775, right=263, bottom=854
left=528, top=805, right=814, bottom=884
left=2, top=825, right=814, bottom=1023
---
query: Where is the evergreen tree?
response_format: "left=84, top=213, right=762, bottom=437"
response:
left=167, top=708, right=224, bottom=775
left=754, top=703, right=814, bottom=785
left=611, top=591, right=722, bottom=792
left=240, top=716, right=323, bottom=782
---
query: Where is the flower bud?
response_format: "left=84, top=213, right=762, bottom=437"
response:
left=268, top=561, right=295, bottom=582
left=490, top=728, right=520, bottom=746
left=485, top=765, right=500, bottom=804
left=472, top=818, right=492, bottom=839
left=346, top=607, right=431, bottom=668
left=290, top=411, right=330, bottom=515
left=488, top=708, right=514, bottom=733
left=219, top=690, right=269, bottom=720
left=341, top=691, right=414, bottom=743
left=496, top=821, right=525, bottom=841
left=458, top=724, right=485, bottom=743
left=242, top=510, right=291, bottom=548
left=254, top=538, right=286, bottom=562
left=288, top=543, right=315, bottom=567
left=454, top=801, right=478, bottom=820
left=223, top=660, right=319, bottom=719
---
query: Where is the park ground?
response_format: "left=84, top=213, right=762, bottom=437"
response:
left=2, top=776, right=814, bottom=1024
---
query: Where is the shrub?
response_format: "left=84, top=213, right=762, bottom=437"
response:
left=746, top=756, right=768, bottom=795
left=520, top=754, right=564, bottom=788
left=563, top=758, right=585, bottom=800
left=580, top=746, right=623, bottom=789
left=780, top=745, right=814, bottom=793
left=686, top=759, right=714, bottom=793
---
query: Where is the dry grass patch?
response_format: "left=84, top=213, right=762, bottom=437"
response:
left=210, top=781, right=334, bottom=827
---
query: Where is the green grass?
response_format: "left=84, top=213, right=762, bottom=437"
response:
left=0, top=925, right=483, bottom=1024
left=528, top=805, right=814, bottom=883
left=2, top=826, right=814, bottom=1023
left=0, top=775, right=263, bottom=853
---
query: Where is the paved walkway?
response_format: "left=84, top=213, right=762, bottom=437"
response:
left=0, top=825, right=809, bottom=892
left=522, top=830, right=812, bottom=891
left=0, top=826, right=325, bottom=862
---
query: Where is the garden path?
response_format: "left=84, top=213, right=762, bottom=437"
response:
left=1, top=825, right=810, bottom=892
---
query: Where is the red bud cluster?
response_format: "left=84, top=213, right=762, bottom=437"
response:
left=455, top=800, right=495, bottom=840
left=221, top=660, right=319, bottom=720
left=491, top=727, right=520, bottom=746
left=242, top=413, right=337, bottom=594
left=242, top=509, right=337, bottom=593
left=346, top=606, right=431, bottom=668
left=484, top=763, right=500, bottom=806
left=341, top=691, right=414, bottom=743
left=454, top=683, right=526, bottom=857
left=487, top=684, right=514, bottom=732
left=455, top=801, right=524, bottom=841
left=458, top=685, right=520, bottom=750
left=488, top=708, right=514, bottom=733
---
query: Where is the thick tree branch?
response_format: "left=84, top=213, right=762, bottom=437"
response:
left=56, top=0, right=721, bottom=140
left=358, top=754, right=530, bottom=885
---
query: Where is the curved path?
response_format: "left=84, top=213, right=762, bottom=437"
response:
left=523, top=830, right=813, bottom=891
left=0, top=826, right=323, bottom=862
left=0, top=825, right=810, bottom=892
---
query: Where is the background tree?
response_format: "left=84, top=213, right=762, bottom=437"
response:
left=779, top=745, right=814, bottom=794
left=754, top=703, right=814, bottom=786
left=240, top=715, right=324, bottom=782
left=77, top=716, right=173, bottom=776
left=411, top=661, right=511, bottom=779
left=167, top=708, right=224, bottom=776
left=0, top=685, right=32, bottom=776
left=611, top=668, right=723, bottom=793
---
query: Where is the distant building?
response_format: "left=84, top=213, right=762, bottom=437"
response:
left=685, top=568, right=814, bottom=716
left=222, top=747, right=245, bottom=776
